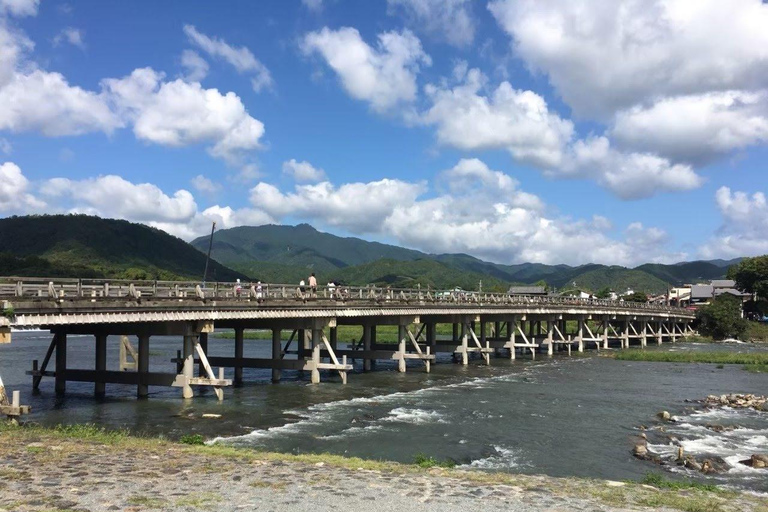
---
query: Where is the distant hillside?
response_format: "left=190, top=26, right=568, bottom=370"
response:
left=636, top=261, right=727, bottom=286
left=191, top=224, right=424, bottom=276
left=0, top=215, right=246, bottom=281
left=328, top=258, right=509, bottom=291
left=563, top=267, right=670, bottom=294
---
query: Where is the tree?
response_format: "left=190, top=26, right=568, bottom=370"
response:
left=595, top=287, right=612, bottom=299
left=727, top=255, right=768, bottom=300
left=534, top=279, right=549, bottom=292
left=696, top=294, right=749, bottom=340
left=624, top=291, right=648, bottom=303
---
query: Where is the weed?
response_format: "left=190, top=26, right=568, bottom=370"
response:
left=180, top=433, right=205, bottom=445
left=413, top=453, right=456, bottom=469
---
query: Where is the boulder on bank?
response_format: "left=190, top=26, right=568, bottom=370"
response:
left=657, top=410, right=672, bottom=421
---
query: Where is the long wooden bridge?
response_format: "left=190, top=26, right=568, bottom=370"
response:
left=0, top=277, right=696, bottom=416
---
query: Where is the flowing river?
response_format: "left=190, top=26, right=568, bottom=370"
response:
left=2, top=332, right=766, bottom=493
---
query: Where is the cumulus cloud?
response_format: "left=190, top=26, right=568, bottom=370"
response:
left=560, top=136, right=703, bottom=199
left=489, top=0, right=768, bottom=119
left=0, top=161, right=45, bottom=211
left=52, top=27, right=85, bottom=49
left=699, top=187, right=768, bottom=259
left=422, top=66, right=573, bottom=168
left=250, top=178, right=427, bottom=234
left=611, top=91, right=768, bottom=164
left=180, top=49, right=208, bottom=82
left=387, top=0, right=475, bottom=47
left=302, top=27, right=431, bottom=112
left=183, top=24, right=272, bottom=92
left=0, top=69, right=120, bottom=135
left=282, top=159, right=326, bottom=183
left=420, top=67, right=702, bottom=198
left=489, top=0, right=768, bottom=169
left=191, top=174, right=221, bottom=195
left=103, top=67, right=265, bottom=162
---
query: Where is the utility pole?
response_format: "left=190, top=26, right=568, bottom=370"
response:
left=202, top=221, right=216, bottom=287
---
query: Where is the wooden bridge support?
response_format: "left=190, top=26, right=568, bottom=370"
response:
left=234, top=327, right=244, bottom=386
left=271, top=329, right=281, bottom=383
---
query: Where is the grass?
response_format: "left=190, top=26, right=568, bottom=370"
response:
left=413, top=453, right=456, bottom=469
left=215, top=323, right=459, bottom=344
left=613, top=350, right=768, bottom=366
left=640, top=472, right=720, bottom=493
left=747, top=321, right=768, bottom=342
left=179, top=433, right=205, bottom=445
left=127, top=495, right=167, bottom=508
left=744, top=364, right=768, bottom=373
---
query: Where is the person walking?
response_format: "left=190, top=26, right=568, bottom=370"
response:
left=308, top=273, right=317, bottom=297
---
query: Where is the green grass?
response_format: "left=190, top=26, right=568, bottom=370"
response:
left=215, top=323, right=458, bottom=344
left=641, top=472, right=720, bottom=493
left=747, top=321, right=768, bottom=342
left=179, top=434, right=205, bottom=445
left=413, top=453, right=456, bottom=469
left=743, top=364, right=768, bottom=373
left=613, top=350, right=768, bottom=366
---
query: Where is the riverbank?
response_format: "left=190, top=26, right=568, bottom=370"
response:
left=0, top=423, right=765, bottom=512
left=608, top=350, right=768, bottom=375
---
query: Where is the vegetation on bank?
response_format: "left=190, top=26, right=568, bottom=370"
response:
left=216, top=324, right=459, bottom=343
left=696, top=294, right=750, bottom=340
left=612, top=350, right=768, bottom=375
left=1, top=421, right=763, bottom=512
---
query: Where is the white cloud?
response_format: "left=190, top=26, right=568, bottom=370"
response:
left=180, top=49, right=208, bottom=82
left=40, top=174, right=198, bottom=224
left=103, top=67, right=265, bottom=162
left=489, top=0, right=768, bottom=120
left=612, top=91, right=768, bottom=164
left=282, top=159, right=326, bottom=182
left=0, top=0, right=38, bottom=17
left=302, top=0, right=323, bottom=11
left=52, top=27, right=85, bottom=49
left=387, top=0, right=475, bottom=47
left=183, top=24, right=272, bottom=92
left=250, top=178, right=426, bottom=234
left=302, top=27, right=431, bottom=112
left=0, top=161, right=44, bottom=211
left=699, top=187, right=768, bottom=259
left=191, top=174, right=221, bottom=195
left=560, top=136, right=703, bottom=199
left=421, top=66, right=573, bottom=168
left=0, top=69, right=120, bottom=136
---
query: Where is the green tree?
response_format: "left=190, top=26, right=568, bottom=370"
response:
left=595, top=287, right=612, bottom=299
left=534, top=279, right=549, bottom=292
left=727, top=255, right=768, bottom=299
left=624, top=291, right=648, bottom=303
left=696, top=294, right=749, bottom=340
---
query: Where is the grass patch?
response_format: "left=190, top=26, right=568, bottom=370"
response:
left=613, top=350, right=768, bottom=367
left=179, top=433, right=205, bottom=445
left=413, top=453, right=456, bottom=469
left=641, top=472, right=720, bottom=493
left=747, top=321, right=768, bottom=342
left=743, top=364, right=768, bottom=373
left=215, top=323, right=458, bottom=344
left=174, top=492, right=221, bottom=507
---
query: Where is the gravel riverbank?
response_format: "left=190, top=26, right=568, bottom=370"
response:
left=1, top=425, right=766, bottom=512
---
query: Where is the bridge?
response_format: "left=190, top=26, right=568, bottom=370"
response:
left=0, top=277, right=696, bottom=417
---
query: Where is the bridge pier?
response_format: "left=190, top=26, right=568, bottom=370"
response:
left=55, top=332, right=67, bottom=395
left=271, top=328, right=281, bottom=383
left=234, top=327, right=244, bottom=386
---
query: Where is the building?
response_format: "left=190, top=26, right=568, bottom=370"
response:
left=687, top=279, right=751, bottom=314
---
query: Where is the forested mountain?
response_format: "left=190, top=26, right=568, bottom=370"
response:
left=0, top=216, right=736, bottom=293
left=0, top=215, right=246, bottom=281
left=193, top=224, right=732, bottom=293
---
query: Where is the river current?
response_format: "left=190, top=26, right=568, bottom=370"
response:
left=1, top=332, right=766, bottom=493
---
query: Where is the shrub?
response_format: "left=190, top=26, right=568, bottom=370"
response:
left=180, top=434, right=205, bottom=445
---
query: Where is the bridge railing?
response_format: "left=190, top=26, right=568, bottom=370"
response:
left=0, top=276, right=693, bottom=315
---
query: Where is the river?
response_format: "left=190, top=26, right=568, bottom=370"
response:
left=1, top=332, right=766, bottom=493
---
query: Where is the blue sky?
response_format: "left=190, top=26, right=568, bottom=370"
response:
left=1, top=0, right=766, bottom=266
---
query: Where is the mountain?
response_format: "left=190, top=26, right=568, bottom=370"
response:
left=191, top=224, right=424, bottom=277
left=196, top=223, right=744, bottom=294
left=0, top=215, right=246, bottom=281
left=636, top=261, right=728, bottom=285
left=328, top=258, right=509, bottom=291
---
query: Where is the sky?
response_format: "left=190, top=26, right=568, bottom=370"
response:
left=0, top=0, right=767, bottom=267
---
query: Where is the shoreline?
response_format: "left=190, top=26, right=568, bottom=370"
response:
left=1, top=423, right=766, bottom=512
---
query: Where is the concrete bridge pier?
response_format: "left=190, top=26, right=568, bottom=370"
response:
left=55, top=331, right=66, bottom=395
left=95, top=334, right=107, bottom=397
left=234, top=327, right=244, bottom=386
